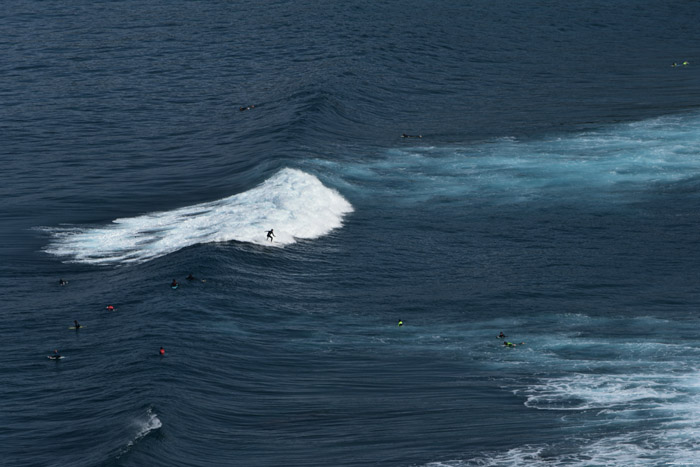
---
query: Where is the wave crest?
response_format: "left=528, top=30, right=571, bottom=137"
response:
left=44, top=168, right=353, bottom=264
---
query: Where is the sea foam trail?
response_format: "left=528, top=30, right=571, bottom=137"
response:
left=309, top=113, right=700, bottom=207
left=45, top=168, right=353, bottom=265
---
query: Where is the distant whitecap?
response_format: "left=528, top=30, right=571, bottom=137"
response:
left=114, top=408, right=163, bottom=461
left=128, top=408, right=162, bottom=448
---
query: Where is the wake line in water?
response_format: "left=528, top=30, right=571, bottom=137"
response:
left=44, top=168, right=353, bottom=265
left=309, top=113, right=700, bottom=207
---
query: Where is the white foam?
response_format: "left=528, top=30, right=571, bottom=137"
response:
left=424, top=442, right=643, bottom=466
left=44, top=168, right=353, bottom=264
left=520, top=373, right=679, bottom=411
left=426, top=432, right=700, bottom=466
left=308, top=113, right=700, bottom=206
left=127, top=408, right=162, bottom=448
left=113, top=408, right=163, bottom=461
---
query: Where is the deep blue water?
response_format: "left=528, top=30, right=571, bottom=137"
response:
left=3, top=1, right=700, bottom=466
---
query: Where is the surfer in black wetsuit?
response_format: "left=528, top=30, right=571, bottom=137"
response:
left=50, top=349, right=61, bottom=359
left=498, top=332, right=506, bottom=338
left=266, top=229, right=275, bottom=242
left=402, top=133, right=422, bottom=138
left=59, top=278, right=67, bottom=286
left=73, top=320, right=82, bottom=329
left=186, top=273, right=195, bottom=281
left=240, top=104, right=255, bottom=111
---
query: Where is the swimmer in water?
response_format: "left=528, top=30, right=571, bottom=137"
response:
left=402, top=133, right=422, bottom=138
left=239, top=104, right=255, bottom=111
left=59, top=278, right=68, bottom=286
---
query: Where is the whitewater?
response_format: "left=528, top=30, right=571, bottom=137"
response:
left=44, top=168, right=353, bottom=264
left=4, top=1, right=700, bottom=466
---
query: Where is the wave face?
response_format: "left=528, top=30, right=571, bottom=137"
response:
left=44, top=168, right=353, bottom=264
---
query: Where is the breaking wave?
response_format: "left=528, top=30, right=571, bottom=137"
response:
left=44, top=168, right=353, bottom=264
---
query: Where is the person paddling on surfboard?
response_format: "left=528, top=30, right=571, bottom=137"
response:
left=50, top=349, right=62, bottom=359
left=59, top=278, right=68, bottom=286
left=266, top=229, right=275, bottom=242
left=73, top=320, right=82, bottom=330
left=186, top=273, right=206, bottom=283
left=171, top=279, right=179, bottom=288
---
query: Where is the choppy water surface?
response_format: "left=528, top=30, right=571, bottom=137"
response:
left=2, top=1, right=700, bottom=466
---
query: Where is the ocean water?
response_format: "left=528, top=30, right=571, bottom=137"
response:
left=3, top=1, right=700, bottom=466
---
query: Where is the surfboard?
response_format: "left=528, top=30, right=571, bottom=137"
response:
left=68, top=326, right=85, bottom=330
left=171, top=285, right=178, bottom=290
left=48, top=356, right=64, bottom=360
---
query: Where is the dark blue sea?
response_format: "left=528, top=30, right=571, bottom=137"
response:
left=3, top=1, right=700, bottom=465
